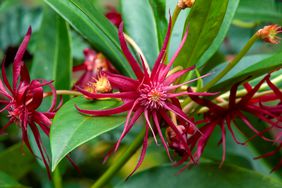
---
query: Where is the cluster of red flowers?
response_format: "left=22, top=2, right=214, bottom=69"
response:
left=169, top=74, right=282, bottom=170
left=0, top=8, right=281, bottom=178
left=75, top=18, right=282, bottom=174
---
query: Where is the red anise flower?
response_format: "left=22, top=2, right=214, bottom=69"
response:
left=176, top=75, right=281, bottom=167
left=253, top=74, right=282, bottom=171
left=0, top=27, right=60, bottom=177
left=73, top=48, right=117, bottom=89
left=76, top=19, right=214, bottom=175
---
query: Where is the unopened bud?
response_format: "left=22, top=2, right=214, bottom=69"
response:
left=178, top=0, right=195, bottom=9
left=257, top=24, right=282, bottom=44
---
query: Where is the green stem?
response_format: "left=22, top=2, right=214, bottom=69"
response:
left=43, top=90, right=82, bottom=98
left=53, top=167, right=62, bottom=188
left=171, top=5, right=181, bottom=29
left=91, top=129, right=145, bottom=188
left=200, top=34, right=259, bottom=92
left=182, top=34, right=259, bottom=109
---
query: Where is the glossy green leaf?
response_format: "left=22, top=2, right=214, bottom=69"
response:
left=235, top=0, right=282, bottom=23
left=0, top=144, right=34, bottom=180
left=0, top=171, right=26, bottom=188
left=44, top=0, right=133, bottom=77
left=149, top=0, right=167, bottom=50
left=31, top=6, right=72, bottom=90
left=50, top=96, right=125, bottom=171
left=117, top=162, right=282, bottom=188
left=121, top=0, right=159, bottom=68
left=208, top=53, right=282, bottom=92
left=174, top=0, right=228, bottom=69
left=198, top=0, right=240, bottom=68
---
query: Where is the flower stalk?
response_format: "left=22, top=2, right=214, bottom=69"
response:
left=200, top=34, right=259, bottom=92
left=91, top=129, right=145, bottom=188
left=181, top=33, right=259, bottom=109
left=172, top=5, right=181, bottom=29
left=43, top=90, right=82, bottom=98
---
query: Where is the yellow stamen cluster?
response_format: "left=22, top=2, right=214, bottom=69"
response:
left=94, top=75, right=112, bottom=93
left=177, top=0, right=195, bottom=9
left=83, top=75, right=112, bottom=99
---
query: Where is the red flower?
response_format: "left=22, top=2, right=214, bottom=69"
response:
left=105, top=7, right=122, bottom=28
left=73, top=48, right=117, bottom=89
left=257, top=24, right=282, bottom=44
left=76, top=19, right=214, bottom=175
left=176, top=75, right=281, bottom=168
left=0, top=28, right=60, bottom=177
left=254, top=75, right=282, bottom=171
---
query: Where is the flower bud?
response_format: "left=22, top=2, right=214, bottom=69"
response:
left=256, top=24, right=282, bottom=44
left=178, top=0, right=195, bottom=9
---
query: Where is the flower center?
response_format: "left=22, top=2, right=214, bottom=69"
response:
left=8, top=103, right=24, bottom=121
left=139, top=83, right=167, bottom=110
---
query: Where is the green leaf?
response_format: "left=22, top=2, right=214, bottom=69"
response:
left=166, top=0, right=189, bottom=61
left=121, top=0, right=160, bottom=68
left=0, top=171, right=26, bottom=188
left=31, top=6, right=72, bottom=90
left=174, top=0, right=228, bottom=69
left=116, top=162, right=282, bottom=188
left=208, top=53, right=282, bottom=92
left=198, top=0, right=240, bottom=68
left=44, top=0, right=133, bottom=77
left=149, top=0, right=167, bottom=50
left=235, top=0, right=282, bottom=23
left=0, top=144, right=34, bottom=180
left=50, top=96, right=125, bottom=171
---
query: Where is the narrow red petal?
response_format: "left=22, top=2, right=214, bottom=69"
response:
left=13, top=27, right=32, bottom=90
left=159, top=27, right=189, bottom=82
left=151, top=16, right=172, bottom=78
left=127, top=125, right=149, bottom=178
left=164, top=66, right=195, bottom=85
left=75, top=101, right=133, bottom=116
left=118, top=23, right=143, bottom=79
left=77, top=86, right=137, bottom=99
left=152, top=111, right=172, bottom=161
left=115, top=102, right=142, bottom=151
